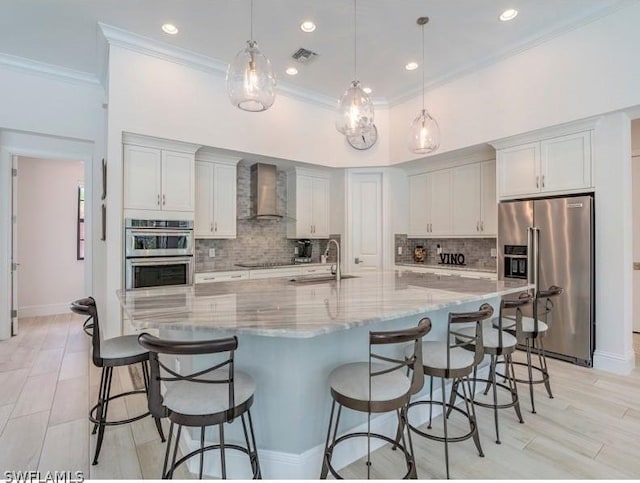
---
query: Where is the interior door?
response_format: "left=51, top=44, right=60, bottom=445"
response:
left=10, top=156, right=18, bottom=335
left=350, top=172, right=382, bottom=272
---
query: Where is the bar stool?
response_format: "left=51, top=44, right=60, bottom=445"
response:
left=402, top=303, right=494, bottom=479
left=452, top=294, right=532, bottom=444
left=320, top=318, right=432, bottom=480
left=138, top=333, right=261, bottom=479
left=70, top=297, right=165, bottom=465
left=495, top=286, right=563, bottom=414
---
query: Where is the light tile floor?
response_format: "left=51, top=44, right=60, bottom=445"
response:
left=0, top=315, right=639, bottom=479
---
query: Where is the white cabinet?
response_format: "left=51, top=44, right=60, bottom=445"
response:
left=123, top=135, right=200, bottom=219
left=409, top=160, right=496, bottom=238
left=195, top=153, right=239, bottom=239
left=408, top=170, right=451, bottom=237
left=497, top=130, right=592, bottom=199
left=480, top=160, right=498, bottom=235
left=287, top=169, right=330, bottom=239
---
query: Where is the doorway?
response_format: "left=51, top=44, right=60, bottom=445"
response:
left=12, top=156, right=86, bottom=330
left=347, top=171, right=383, bottom=273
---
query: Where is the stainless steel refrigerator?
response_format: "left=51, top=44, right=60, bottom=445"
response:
left=498, top=195, right=594, bottom=366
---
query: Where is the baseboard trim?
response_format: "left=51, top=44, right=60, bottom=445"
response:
left=18, top=303, right=70, bottom=318
left=593, top=349, right=635, bottom=374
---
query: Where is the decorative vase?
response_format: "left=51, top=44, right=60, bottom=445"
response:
left=413, top=245, right=426, bottom=263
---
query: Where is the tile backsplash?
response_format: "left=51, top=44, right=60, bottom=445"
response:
left=195, top=160, right=339, bottom=272
left=395, top=234, right=497, bottom=270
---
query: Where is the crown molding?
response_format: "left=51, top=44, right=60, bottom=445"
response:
left=387, top=0, right=634, bottom=107
left=122, top=132, right=201, bottom=154
left=98, top=22, right=358, bottom=110
left=0, top=52, right=100, bottom=88
left=195, top=147, right=242, bottom=166
left=489, top=117, right=598, bottom=150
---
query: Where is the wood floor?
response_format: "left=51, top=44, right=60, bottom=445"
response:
left=0, top=315, right=639, bottom=479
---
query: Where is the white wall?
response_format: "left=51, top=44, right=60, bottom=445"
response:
left=631, top=119, right=640, bottom=333
left=16, top=157, right=85, bottom=316
left=0, top=63, right=104, bottom=339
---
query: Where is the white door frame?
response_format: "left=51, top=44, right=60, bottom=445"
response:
left=0, top=129, right=94, bottom=339
left=344, top=168, right=392, bottom=274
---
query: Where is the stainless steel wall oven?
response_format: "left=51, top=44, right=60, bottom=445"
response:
left=124, top=219, right=194, bottom=290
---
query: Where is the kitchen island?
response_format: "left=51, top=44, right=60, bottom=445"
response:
left=118, top=270, right=531, bottom=479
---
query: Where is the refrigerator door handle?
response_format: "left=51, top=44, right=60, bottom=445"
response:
left=533, top=226, right=540, bottom=294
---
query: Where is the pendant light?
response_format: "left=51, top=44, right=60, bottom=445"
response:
left=408, top=17, right=440, bottom=154
left=226, top=0, right=276, bottom=112
left=335, top=0, right=374, bottom=136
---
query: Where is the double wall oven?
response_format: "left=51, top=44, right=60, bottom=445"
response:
left=125, top=219, right=194, bottom=290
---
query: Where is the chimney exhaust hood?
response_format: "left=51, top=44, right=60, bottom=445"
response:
left=251, top=163, right=282, bottom=219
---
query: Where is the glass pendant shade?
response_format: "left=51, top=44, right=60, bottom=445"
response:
left=335, top=80, right=374, bottom=136
left=409, top=109, right=440, bottom=154
left=226, top=40, right=276, bottom=112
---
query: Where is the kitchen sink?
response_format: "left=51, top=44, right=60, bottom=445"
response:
left=289, top=274, right=358, bottom=284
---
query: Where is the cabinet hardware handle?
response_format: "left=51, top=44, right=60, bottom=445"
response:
left=476, top=221, right=479, bottom=232
left=481, top=221, right=484, bottom=231
left=536, top=176, right=539, bottom=189
left=162, top=194, right=166, bottom=206
left=542, top=175, right=545, bottom=188
left=210, top=222, right=213, bottom=232
left=157, top=194, right=160, bottom=206
left=214, top=222, right=217, bottom=232
left=231, top=275, right=242, bottom=278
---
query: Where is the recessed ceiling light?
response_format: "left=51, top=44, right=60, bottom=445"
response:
left=362, top=87, right=372, bottom=94
left=162, top=23, right=179, bottom=35
left=286, top=67, right=299, bottom=76
left=499, top=9, right=518, bottom=21
left=405, top=62, right=419, bottom=71
left=300, top=21, right=316, bottom=33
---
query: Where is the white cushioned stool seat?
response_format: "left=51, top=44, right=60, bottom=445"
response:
left=329, top=362, right=411, bottom=403
left=497, top=316, right=548, bottom=334
left=458, top=326, right=517, bottom=349
left=164, top=369, right=255, bottom=416
left=409, top=341, right=475, bottom=371
left=101, top=334, right=148, bottom=360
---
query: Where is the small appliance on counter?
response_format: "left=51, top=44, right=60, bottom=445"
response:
left=295, top=239, right=312, bottom=263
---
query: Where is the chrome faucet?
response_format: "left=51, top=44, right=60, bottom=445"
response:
left=324, top=239, right=341, bottom=282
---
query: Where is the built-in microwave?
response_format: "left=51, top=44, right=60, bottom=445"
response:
left=125, top=219, right=194, bottom=258
left=125, top=256, right=193, bottom=290
left=503, top=245, right=528, bottom=280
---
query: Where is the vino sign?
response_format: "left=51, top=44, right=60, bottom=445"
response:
left=438, top=253, right=466, bottom=266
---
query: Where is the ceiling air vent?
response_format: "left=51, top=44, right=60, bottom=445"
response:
left=291, top=48, right=319, bottom=64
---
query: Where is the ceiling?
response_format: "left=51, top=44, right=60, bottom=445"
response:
left=0, top=0, right=629, bottom=103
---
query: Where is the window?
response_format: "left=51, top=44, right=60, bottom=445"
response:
left=77, top=186, right=85, bottom=260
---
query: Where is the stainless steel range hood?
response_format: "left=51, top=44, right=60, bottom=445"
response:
left=251, top=163, right=282, bottom=219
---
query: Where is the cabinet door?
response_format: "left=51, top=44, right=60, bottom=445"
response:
left=540, top=131, right=592, bottom=192
left=194, top=162, right=213, bottom=238
left=161, top=150, right=194, bottom=211
left=212, top=163, right=237, bottom=238
left=123, top=145, right=162, bottom=210
left=295, top=175, right=313, bottom=238
left=452, top=164, right=481, bottom=236
left=408, top=173, right=429, bottom=237
left=481, top=160, right=497, bottom=235
left=311, top=176, right=330, bottom=238
left=497, top=142, right=540, bottom=198
left=429, top=170, right=452, bottom=236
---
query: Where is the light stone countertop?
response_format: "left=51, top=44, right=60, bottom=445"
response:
left=395, top=263, right=497, bottom=274
left=117, top=270, right=532, bottom=338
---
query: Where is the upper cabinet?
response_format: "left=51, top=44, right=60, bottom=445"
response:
left=408, top=159, right=496, bottom=238
left=123, top=134, right=200, bottom=220
left=194, top=151, right=240, bottom=239
left=287, top=168, right=330, bottom=239
left=496, top=130, right=593, bottom=200
left=408, top=169, right=453, bottom=237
